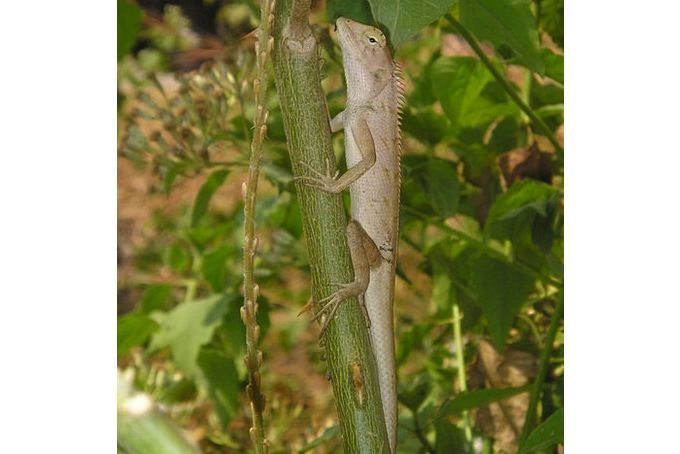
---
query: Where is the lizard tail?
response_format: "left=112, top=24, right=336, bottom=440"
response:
left=365, top=263, right=398, bottom=452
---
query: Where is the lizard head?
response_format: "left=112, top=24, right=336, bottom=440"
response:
left=335, top=17, right=393, bottom=101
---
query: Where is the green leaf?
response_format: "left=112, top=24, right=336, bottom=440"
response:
left=201, top=245, right=232, bottom=291
left=459, top=0, right=544, bottom=73
left=327, top=0, right=373, bottom=25
left=427, top=157, right=460, bottom=217
left=165, top=241, right=190, bottom=273
left=441, top=385, right=531, bottom=414
left=519, top=407, right=564, bottom=453
left=300, top=425, right=341, bottom=453
left=485, top=179, right=560, bottom=241
left=118, top=312, right=159, bottom=356
left=219, top=293, right=247, bottom=359
left=398, top=377, right=431, bottom=411
left=539, top=0, right=563, bottom=48
left=368, top=0, right=455, bottom=47
left=191, top=169, right=229, bottom=227
left=117, top=0, right=143, bottom=60
left=139, top=284, right=173, bottom=313
left=435, top=418, right=471, bottom=453
left=541, top=48, right=564, bottom=85
left=149, top=295, right=228, bottom=377
left=430, top=57, right=517, bottom=128
left=401, top=108, right=450, bottom=146
left=470, top=255, right=534, bottom=347
left=197, top=348, right=239, bottom=427
left=431, top=57, right=491, bottom=126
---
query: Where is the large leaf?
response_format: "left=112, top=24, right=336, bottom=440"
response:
left=440, top=385, right=531, bottom=414
left=427, top=157, right=460, bottom=218
left=118, top=312, right=159, bottom=356
left=519, top=407, right=564, bottom=453
left=327, top=0, right=373, bottom=24
left=149, top=295, right=228, bottom=377
left=117, top=0, right=143, bottom=60
left=459, top=0, right=544, bottom=73
left=368, top=0, right=455, bottom=47
left=191, top=169, right=229, bottom=227
left=485, top=179, right=560, bottom=241
left=197, top=348, right=239, bottom=427
left=470, top=255, right=534, bottom=347
left=431, top=57, right=492, bottom=127
left=430, top=57, right=518, bottom=128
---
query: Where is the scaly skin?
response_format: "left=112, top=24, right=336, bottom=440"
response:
left=298, top=17, right=403, bottom=453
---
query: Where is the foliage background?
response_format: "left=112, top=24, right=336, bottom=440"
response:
left=117, top=0, right=563, bottom=452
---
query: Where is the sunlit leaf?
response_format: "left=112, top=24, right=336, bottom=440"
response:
left=149, top=295, right=228, bottom=377
left=431, top=57, right=492, bottom=127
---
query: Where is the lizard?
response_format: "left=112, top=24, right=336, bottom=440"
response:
left=297, top=16, right=404, bottom=453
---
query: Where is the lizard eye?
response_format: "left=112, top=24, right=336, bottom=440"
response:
left=368, top=36, right=377, bottom=44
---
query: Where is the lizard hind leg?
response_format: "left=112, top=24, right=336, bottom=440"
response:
left=314, top=220, right=381, bottom=337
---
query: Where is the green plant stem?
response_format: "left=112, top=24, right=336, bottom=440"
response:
left=241, top=0, right=275, bottom=452
left=452, top=303, right=473, bottom=443
left=445, top=14, right=563, bottom=156
left=271, top=1, right=389, bottom=452
left=518, top=293, right=564, bottom=447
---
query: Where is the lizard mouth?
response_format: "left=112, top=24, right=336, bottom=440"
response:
left=335, top=17, right=357, bottom=50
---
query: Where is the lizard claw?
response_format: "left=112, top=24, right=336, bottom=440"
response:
left=297, top=297, right=315, bottom=317
left=295, top=158, right=339, bottom=192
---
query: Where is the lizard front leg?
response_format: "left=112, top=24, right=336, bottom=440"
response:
left=313, top=220, right=382, bottom=337
left=296, top=115, right=376, bottom=193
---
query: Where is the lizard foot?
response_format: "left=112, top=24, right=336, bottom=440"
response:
left=312, top=281, right=368, bottom=338
left=294, top=158, right=340, bottom=193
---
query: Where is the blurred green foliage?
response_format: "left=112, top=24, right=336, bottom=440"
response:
left=118, top=0, right=563, bottom=452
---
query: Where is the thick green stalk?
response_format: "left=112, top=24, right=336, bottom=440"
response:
left=241, top=0, right=275, bottom=452
left=445, top=14, right=563, bottom=156
left=271, top=1, right=389, bottom=452
left=518, top=293, right=564, bottom=447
